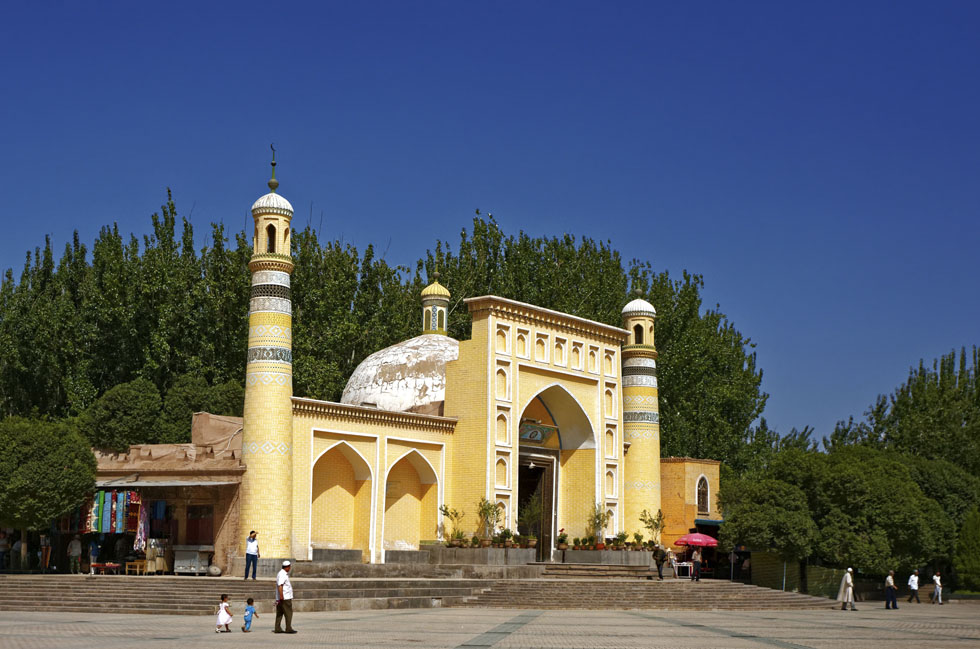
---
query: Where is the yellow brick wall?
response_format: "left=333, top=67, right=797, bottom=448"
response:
left=659, top=459, right=720, bottom=546
left=310, top=446, right=372, bottom=550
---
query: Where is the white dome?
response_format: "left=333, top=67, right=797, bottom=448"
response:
left=622, top=297, right=656, bottom=317
left=341, top=335, right=459, bottom=414
left=251, top=192, right=294, bottom=215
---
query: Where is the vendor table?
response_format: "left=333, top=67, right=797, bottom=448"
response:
left=125, top=560, right=147, bottom=575
left=90, top=562, right=121, bottom=575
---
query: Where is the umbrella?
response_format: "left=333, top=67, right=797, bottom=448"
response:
left=673, top=532, right=718, bottom=547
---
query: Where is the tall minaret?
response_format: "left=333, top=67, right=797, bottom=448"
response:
left=621, top=290, right=661, bottom=535
left=240, top=153, right=295, bottom=560
left=421, top=272, right=450, bottom=335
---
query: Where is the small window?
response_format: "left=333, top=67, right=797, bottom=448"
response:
left=437, top=309, right=445, bottom=331
left=633, top=324, right=643, bottom=344
left=697, top=476, right=709, bottom=514
left=266, top=224, right=277, bottom=253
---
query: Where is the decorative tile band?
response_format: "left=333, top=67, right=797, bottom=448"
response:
left=623, top=356, right=657, bottom=369
left=623, top=395, right=658, bottom=407
left=242, top=440, right=292, bottom=455
left=622, top=365, right=657, bottom=377
left=248, top=324, right=292, bottom=342
left=624, top=411, right=659, bottom=423
left=250, top=284, right=291, bottom=301
left=623, top=375, right=658, bottom=388
left=247, top=347, right=293, bottom=364
left=625, top=480, right=658, bottom=490
left=249, top=296, right=292, bottom=315
left=252, top=270, right=291, bottom=287
left=245, top=371, right=292, bottom=387
left=627, top=429, right=658, bottom=440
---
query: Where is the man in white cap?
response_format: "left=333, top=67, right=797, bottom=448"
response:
left=274, top=560, right=296, bottom=633
left=836, top=567, right=857, bottom=611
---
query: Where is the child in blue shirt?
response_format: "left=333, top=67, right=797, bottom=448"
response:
left=241, top=598, right=258, bottom=632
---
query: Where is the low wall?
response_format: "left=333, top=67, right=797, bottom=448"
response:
left=559, top=550, right=653, bottom=566
left=387, top=547, right=537, bottom=566
left=230, top=556, right=297, bottom=578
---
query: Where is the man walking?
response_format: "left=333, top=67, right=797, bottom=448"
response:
left=691, top=548, right=702, bottom=582
left=837, top=567, right=857, bottom=611
left=654, top=544, right=666, bottom=581
left=274, top=560, right=296, bottom=634
left=67, top=536, right=82, bottom=574
left=907, top=570, right=921, bottom=603
left=884, top=570, right=898, bottom=609
left=931, top=571, right=943, bottom=605
left=244, top=531, right=259, bottom=580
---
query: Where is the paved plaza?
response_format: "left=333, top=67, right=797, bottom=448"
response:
left=1, top=603, right=978, bottom=649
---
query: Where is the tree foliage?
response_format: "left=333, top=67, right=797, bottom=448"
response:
left=721, top=445, right=965, bottom=574
left=828, top=347, right=980, bottom=474
left=954, top=507, right=980, bottom=591
left=0, top=197, right=767, bottom=469
left=0, top=417, right=96, bottom=530
left=718, top=478, right=817, bottom=560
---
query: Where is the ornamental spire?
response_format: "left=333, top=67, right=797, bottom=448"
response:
left=268, top=143, right=279, bottom=193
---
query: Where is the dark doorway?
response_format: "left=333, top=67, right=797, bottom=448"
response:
left=517, top=454, right=556, bottom=561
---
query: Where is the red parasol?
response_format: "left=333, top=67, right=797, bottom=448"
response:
left=673, top=533, right=718, bottom=547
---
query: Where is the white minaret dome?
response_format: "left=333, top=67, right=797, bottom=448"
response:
left=251, top=191, right=293, bottom=216
left=622, top=297, right=656, bottom=318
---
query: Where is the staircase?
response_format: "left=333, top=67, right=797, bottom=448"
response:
left=0, top=575, right=493, bottom=616
left=462, top=578, right=834, bottom=610
left=539, top=563, right=656, bottom=579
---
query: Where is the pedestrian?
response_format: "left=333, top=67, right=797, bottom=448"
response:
left=691, top=547, right=702, bottom=582
left=274, top=560, right=296, bottom=634
left=654, top=544, right=666, bottom=581
left=0, top=531, right=8, bottom=571
left=39, top=533, right=51, bottom=573
left=837, top=567, right=857, bottom=611
left=88, top=538, right=100, bottom=575
left=884, top=570, right=898, bottom=609
left=244, top=531, right=259, bottom=580
left=241, top=597, right=258, bottom=632
left=215, top=594, right=232, bottom=633
left=67, top=536, right=82, bottom=574
left=907, top=569, right=921, bottom=603
left=931, top=571, right=943, bottom=605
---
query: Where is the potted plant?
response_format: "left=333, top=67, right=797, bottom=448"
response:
left=526, top=534, right=538, bottom=549
left=477, top=498, right=501, bottom=547
left=471, top=535, right=480, bottom=548
left=633, top=532, right=644, bottom=550
left=556, top=529, right=569, bottom=550
left=572, top=537, right=581, bottom=550
left=640, top=508, right=665, bottom=546
left=501, top=528, right=514, bottom=548
left=615, top=531, right=629, bottom=550
left=587, top=503, right=610, bottom=550
left=439, top=504, right=466, bottom=547
left=586, top=535, right=595, bottom=550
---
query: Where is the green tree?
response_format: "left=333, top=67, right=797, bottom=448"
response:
left=79, top=377, right=162, bottom=450
left=0, top=417, right=95, bottom=532
left=954, top=507, right=980, bottom=591
left=719, top=478, right=817, bottom=561
left=156, top=373, right=212, bottom=443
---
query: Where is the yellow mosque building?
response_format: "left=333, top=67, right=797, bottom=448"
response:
left=239, top=165, right=720, bottom=565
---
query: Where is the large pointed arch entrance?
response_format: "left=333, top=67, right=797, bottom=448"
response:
left=311, top=442, right=373, bottom=558
left=517, top=384, right=596, bottom=559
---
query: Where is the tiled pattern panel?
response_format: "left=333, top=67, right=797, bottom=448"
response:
left=622, top=352, right=660, bottom=534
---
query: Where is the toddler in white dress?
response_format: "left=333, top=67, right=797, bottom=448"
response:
left=216, top=594, right=233, bottom=633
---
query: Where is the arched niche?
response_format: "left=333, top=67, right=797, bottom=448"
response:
left=383, top=450, right=439, bottom=550
left=311, top=442, right=373, bottom=552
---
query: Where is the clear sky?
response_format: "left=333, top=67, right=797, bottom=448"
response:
left=2, top=1, right=978, bottom=438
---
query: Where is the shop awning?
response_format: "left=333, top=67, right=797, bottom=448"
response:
left=95, top=479, right=240, bottom=488
left=694, top=518, right=723, bottom=526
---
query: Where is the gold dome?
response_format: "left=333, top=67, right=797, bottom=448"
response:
left=421, top=273, right=450, bottom=299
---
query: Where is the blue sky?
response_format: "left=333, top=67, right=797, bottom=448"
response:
left=2, top=1, right=978, bottom=438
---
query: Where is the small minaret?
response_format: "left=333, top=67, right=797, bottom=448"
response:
left=620, top=289, right=661, bottom=535
left=421, top=272, right=450, bottom=335
left=240, top=151, right=295, bottom=561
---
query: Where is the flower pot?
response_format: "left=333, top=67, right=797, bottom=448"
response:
left=596, top=543, right=605, bottom=550
left=528, top=539, right=537, bottom=548
left=504, top=540, right=513, bottom=548
left=480, top=539, right=492, bottom=548
left=557, top=543, right=568, bottom=550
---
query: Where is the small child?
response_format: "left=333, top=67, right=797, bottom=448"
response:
left=216, top=594, right=232, bottom=633
left=241, top=597, right=258, bottom=632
